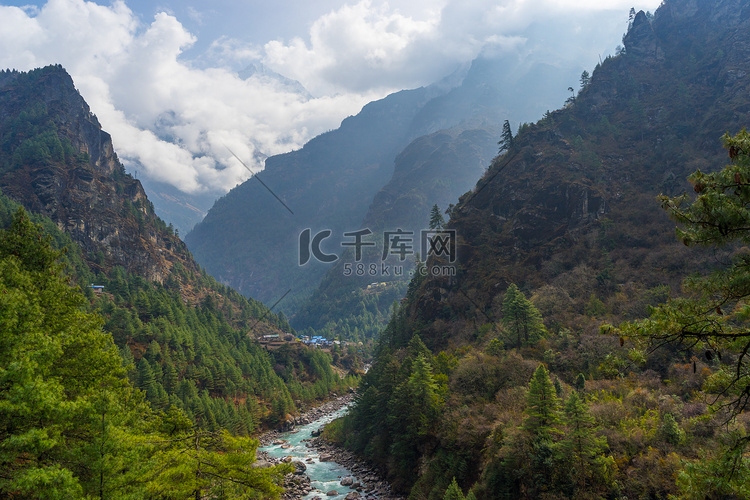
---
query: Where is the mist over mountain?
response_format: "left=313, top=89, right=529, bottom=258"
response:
left=185, top=51, right=581, bottom=315
left=292, top=124, right=500, bottom=337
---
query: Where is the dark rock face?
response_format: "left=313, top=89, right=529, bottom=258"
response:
left=623, top=11, right=664, bottom=61
left=0, top=66, right=194, bottom=282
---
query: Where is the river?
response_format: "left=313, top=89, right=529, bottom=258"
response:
left=259, top=404, right=359, bottom=499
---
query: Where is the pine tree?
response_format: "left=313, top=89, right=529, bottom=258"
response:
left=429, top=204, right=446, bottom=230
left=406, top=354, right=441, bottom=437
left=561, top=391, right=608, bottom=490
left=580, top=70, right=591, bottom=89
left=443, top=477, right=466, bottom=500
left=498, top=119, right=514, bottom=153
left=502, top=283, right=546, bottom=348
left=613, top=130, right=750, bottom=489
left=523, top=364, right=560, bottom=439
left=574, top=373, right=586, bottom=392
left=0, top=209, right=143, bottom=497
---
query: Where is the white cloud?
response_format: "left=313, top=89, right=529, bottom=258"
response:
left=261, top=0, right=661, bottom=95
left=0, top=0, right=379, bottom=193
left=0, top=0, right=661, bottom=195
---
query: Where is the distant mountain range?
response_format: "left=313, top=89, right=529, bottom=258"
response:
left=185, top=50, right=583, bottom=322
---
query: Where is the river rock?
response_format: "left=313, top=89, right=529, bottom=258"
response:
left=340, top=476, right=355, bottom=486
left=272, top=439, right=286, bottom=445
left=292, top=461, right=307, bottom=474
left=326, top=491, right=338, bottom=496
left=345, top=493, right=361, bottom=499
left=319, top=454, right=333, bottom=462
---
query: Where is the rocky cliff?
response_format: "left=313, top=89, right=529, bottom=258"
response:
left=0, top=65, right=195, bottom=282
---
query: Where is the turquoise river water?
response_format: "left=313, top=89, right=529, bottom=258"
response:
left=260, top=405, right=357, bottom=499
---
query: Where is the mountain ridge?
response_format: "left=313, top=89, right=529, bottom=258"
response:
left=185, top=49, right=580, bottom=315
left=337, top=0, right=750, bottom=497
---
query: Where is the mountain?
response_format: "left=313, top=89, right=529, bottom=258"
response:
left=337, top=1, right=750, bottom=497
left=185, top=52, right=581, bottom=315
left=137, top=176, right=217, bottom=235
left=291, top=124, right=500, bottom=338
left=0, top=65, right=356, bottom=435
left=238, top=61, right=312, bottom=99
left=0, top=66, right=188, bottom=283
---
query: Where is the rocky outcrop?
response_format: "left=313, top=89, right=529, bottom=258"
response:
left=623, top=11, right=664, bottom=61
left=0, top=65, right=195, bottom=283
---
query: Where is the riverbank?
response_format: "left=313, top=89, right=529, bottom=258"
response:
left=256, top=394, right=404, bottom=500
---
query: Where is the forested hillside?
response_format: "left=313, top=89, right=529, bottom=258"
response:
left=332, top=1, right=750, bottom=498
left=0, top=206, right=298, bottom=498
left=0, top=66, right=356, bottom=440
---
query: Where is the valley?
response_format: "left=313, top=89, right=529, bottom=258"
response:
left=2, top=0, right=750, bottom=498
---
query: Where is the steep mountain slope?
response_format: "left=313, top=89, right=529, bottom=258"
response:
left=292, top=124, right=499, bottom=337
left=338, top=1, right=750, bottom=498
left=185, top=54, right=580, bottom=314
left=0, top=66, right=189, bottom=283
left=411, top=4, right=750, bottom=339
left=0, top=65, right=354, bottom=433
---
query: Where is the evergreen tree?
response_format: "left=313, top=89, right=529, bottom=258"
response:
left=147, top=427, right=292, bottom=499
left=502, top=283, right=546, bottom=348
left=0, top=208, right=294, bottom=498
left=406, top=354, right=441, bottom=437
left=443, top=477, right=465, bottom=500
left=523, top=364, right=560, bottom=439
left=429, top=204, right=446, bottom=230
left=0, top=209, right=140, bottom=497
left=561, top=391, right=611, bottom=491
left=580, top=69, right=591, bottom=89
left=574, top=372, right=586, bottom=392
left=498, top=119, right=514, bottom=154
left=614, top=130, right=750, bottom=489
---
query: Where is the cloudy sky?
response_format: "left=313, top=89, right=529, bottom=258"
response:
left=0, top=0, right=661, bottom=196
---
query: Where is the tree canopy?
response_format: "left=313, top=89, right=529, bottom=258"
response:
left=0, top=208, right=292, bottom=498
left=502, top=283, right=547, bottom=348
left=613, top=129, right=750, bottom=493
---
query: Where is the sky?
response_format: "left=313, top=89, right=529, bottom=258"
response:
left=0, top=0, right=662, bottom=197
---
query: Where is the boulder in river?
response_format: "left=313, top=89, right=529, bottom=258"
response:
left=340, top=476, right=355, bottom=486
left=326, top=491, right=338, bottom=496
left=292, top=461, right=307, bottom=474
